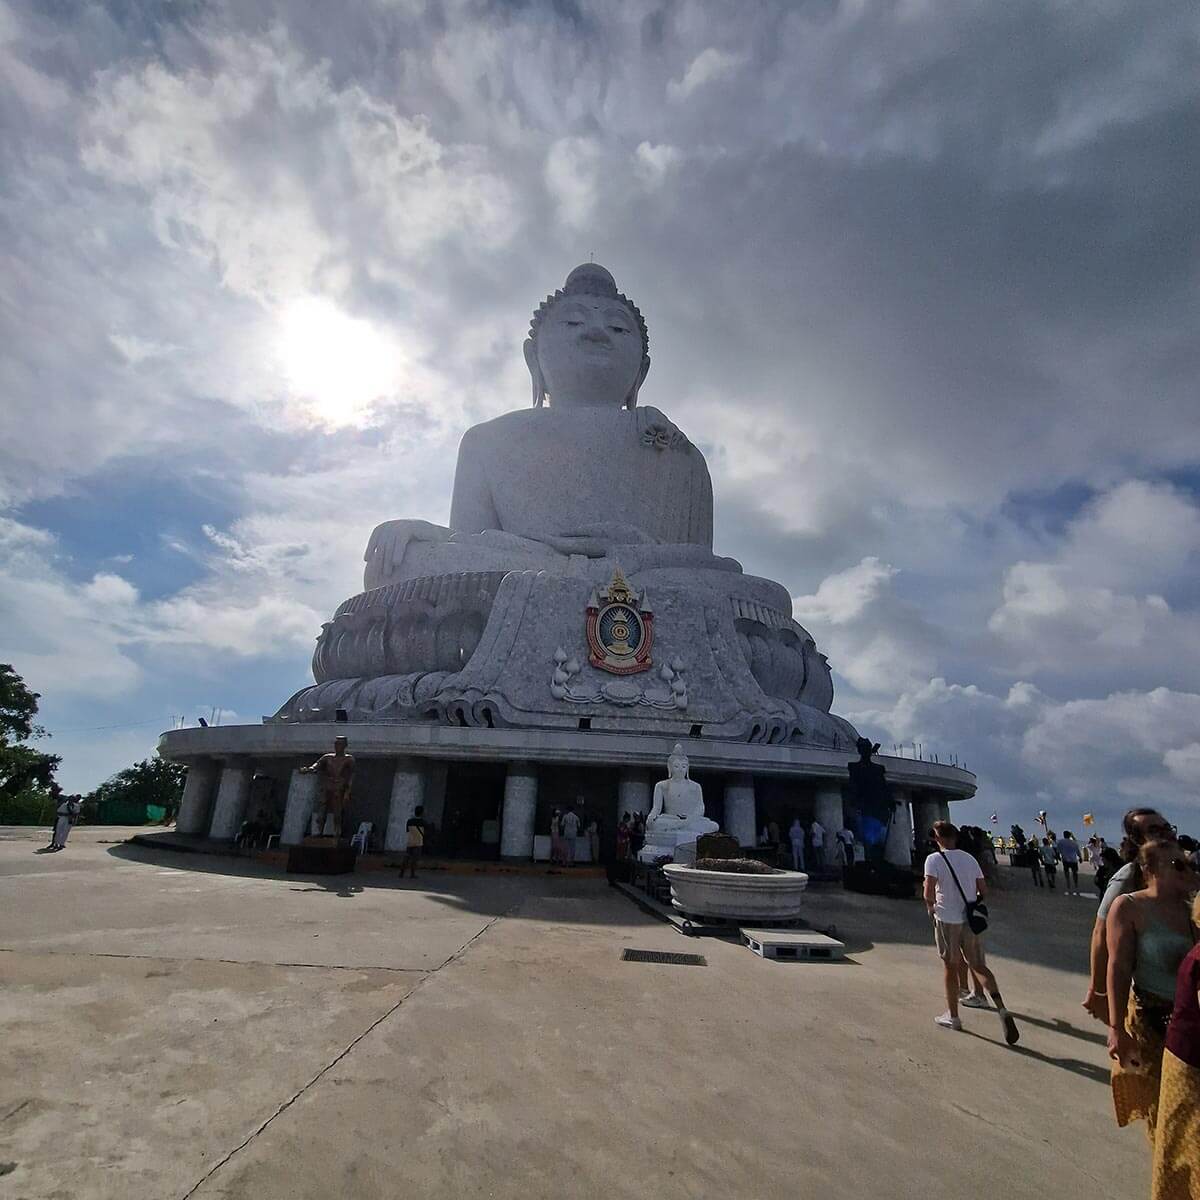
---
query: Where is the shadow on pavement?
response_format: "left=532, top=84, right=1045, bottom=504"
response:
left=102, top=842, right=1104, bottom=977
left=1009, top=1011, right=1109, bottom=1048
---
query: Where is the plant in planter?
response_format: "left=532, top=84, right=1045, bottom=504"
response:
left=691, top=857, right=777, bottom=875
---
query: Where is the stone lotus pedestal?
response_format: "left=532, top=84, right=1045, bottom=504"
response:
left=662, top=864, right=809, bottom=921
left=637, top=829, right=703, bottom=864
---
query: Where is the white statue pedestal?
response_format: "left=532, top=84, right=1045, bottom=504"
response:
left=637, top=830, right=702, bottom=864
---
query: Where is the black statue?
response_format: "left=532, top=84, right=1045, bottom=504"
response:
left=846, top=737, right=892, bottom=853
left=843, top=737, right=913, bottom=897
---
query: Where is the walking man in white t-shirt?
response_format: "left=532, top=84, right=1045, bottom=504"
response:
left=923, top=820, right=1019, bottom=1043
left=809, top=819, right=825, bottom=867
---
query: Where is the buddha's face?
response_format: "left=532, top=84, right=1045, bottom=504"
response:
left=536, top=294, right=644, bottom=408
left=667, top=755, right=688, bottom=780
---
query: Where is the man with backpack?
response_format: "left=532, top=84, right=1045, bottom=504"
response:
left=923, top=820, right=1019, bottom=1044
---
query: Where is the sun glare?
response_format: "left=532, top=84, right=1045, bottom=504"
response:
left=275, top=296, right=400, bottom=428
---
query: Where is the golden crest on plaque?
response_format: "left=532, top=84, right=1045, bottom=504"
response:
left=585, top=566, right=654, bottom=675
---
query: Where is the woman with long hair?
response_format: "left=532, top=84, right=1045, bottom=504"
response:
left=1106, top=840, right=1197, bottom=1138
left=1083, top=807, right=1176, bottom=1022
left=1152, top=889, right=1200, bottom=1199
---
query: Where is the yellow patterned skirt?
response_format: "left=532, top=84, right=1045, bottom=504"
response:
left=1111, top=990, right=1172, bottom=1139
left=1151, top=1048, right=1200, bottom=1200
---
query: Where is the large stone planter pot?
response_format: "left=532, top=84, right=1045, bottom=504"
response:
left=662, top=864, right=808, bottom=920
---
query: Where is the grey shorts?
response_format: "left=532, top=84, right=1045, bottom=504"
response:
left=934, top=918, right=986, bottom=968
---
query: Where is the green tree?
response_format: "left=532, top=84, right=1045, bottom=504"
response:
left=0, top=664, right=61, bottom=824
left=88, top=756, right=186, bottom=822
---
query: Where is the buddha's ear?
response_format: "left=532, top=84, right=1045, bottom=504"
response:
left=624, top=353, right=651, bottom=409
left=523, top=338, right=545, bottom=407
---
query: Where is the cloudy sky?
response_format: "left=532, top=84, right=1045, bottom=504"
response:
left=2, top=0, right=1198, bottom=838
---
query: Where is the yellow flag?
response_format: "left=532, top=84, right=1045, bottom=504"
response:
left=1083, top=812, right=1094, bottom=826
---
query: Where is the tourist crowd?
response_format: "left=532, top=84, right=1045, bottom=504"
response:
left=923, top=806, right=1199, bottom=1199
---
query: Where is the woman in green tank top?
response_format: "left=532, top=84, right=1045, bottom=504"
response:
left=1106, top=839, right=1198, bottom=1138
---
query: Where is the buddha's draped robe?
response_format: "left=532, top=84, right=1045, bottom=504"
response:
left=449, top=406, right=713, bottom=549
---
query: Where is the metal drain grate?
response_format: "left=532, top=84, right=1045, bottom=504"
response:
left=621, top=948, right=707, bottom=966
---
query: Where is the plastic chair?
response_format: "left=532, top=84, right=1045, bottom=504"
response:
left=350, top=822, right=372, bottom=853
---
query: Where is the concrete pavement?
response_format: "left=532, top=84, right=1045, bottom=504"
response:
left=0, top=826, right=1146, bottom=1198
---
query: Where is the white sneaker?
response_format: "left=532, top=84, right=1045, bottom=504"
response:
left=961, top=993, right=990, bottom=1009
left=935, top=1012, right=963, bottom=1031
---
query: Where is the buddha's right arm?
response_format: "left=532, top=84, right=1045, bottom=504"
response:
left=448, top=429, right=502, bottom=537
left=363, top=519, right=453, bottom=590
left=647, top=782, right=665, bottom=822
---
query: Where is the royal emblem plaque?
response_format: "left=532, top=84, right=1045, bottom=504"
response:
left=586, top=567, right=654, bottom=675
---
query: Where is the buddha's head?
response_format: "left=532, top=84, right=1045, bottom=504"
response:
left=525, top=263, right=650, bottom=409
left=667, top=743, right=689, bottom=780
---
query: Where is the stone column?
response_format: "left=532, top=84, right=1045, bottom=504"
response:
left=422, top=762, right=448, bottom=829
left=723, top=774, right=757, bottom=848
left=910, top=795, right=941, bottom=845
left=208, top=763, right=254, bottom=840
left=813, top=786, right=844, bottom=842
left=175, top=759, right=217, bottom=835
left=885, top=786, right=915, bottom=869
left=935, top=798, right=951, bottom=826
left=281, top=768, right=319, bottom=846
left=385, top=758, right=427, bottom=853
left=617, top=768, right=652, bottom=819
left=500, top=763, right=538, bottom=859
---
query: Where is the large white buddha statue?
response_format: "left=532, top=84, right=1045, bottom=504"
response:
left=362, top=263, right=738, bottom=589
left=276, top=261, right=859, bottom=752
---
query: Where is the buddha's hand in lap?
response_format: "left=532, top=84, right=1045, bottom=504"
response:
left=538, top=522, right=658, bottom=557
left=363, top=519, right=452, bottom=590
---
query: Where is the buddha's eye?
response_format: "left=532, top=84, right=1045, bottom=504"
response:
left=565, top=319, right=583, bottom=327
left=609, top=325, right=628, bottom=334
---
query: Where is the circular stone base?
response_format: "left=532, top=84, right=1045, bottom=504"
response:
left=662, top=863, right=809, bottom=920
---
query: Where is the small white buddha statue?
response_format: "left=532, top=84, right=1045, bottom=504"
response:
left=643, top=743, right=719, bottom=843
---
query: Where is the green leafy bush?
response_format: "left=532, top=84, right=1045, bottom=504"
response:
left=0, top=787, right=56, bottom=827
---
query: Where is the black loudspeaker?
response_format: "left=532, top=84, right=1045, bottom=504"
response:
left=845, top=861, right=917, bottom=899
left=286, top=845, right=358, bottom=874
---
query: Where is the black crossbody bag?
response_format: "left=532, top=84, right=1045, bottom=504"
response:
left=938, top=850, right=989, bottom=934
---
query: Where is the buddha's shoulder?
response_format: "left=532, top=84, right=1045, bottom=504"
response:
left=459, top=407, right=627, bottom=444
left=458, top=406, right=705, bottom=456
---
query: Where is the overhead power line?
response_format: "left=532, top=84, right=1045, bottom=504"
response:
left=40, top=717, right=179, bottom=736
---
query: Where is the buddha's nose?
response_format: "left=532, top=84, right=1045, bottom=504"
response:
left=580, top=322, right=610, bottom=345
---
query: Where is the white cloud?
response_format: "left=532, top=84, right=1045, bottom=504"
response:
left=989, top=482, right=1200, bottom=688
left=83, top=573, right=139, bottom=608
left=634, top=141, right=682, bottom=186
left=0, top=516, right=325, bottom=701
left=667, top=48, right=745, bottom=102
left=856, top=678, right=1200, bottom=830
left=1164, top=742, right=1200, bottom=781
left=544, top=136, right=603, bottom=229
left=793, top=557, right=898, bottom=626
left=108, top=333, right=176, bottom=365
